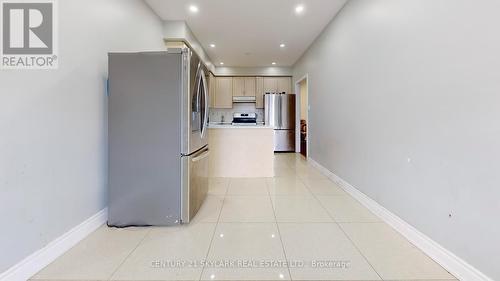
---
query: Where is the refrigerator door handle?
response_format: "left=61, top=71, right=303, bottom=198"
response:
left=280, top=94, right=284, bottom=129
left=201, top=70, right=209, bottom=138
left=192, top=148, right=210, bottom=162
left=192, top=62, right=201, bottom=112
left=278, top=95, right=282, bottom=129
left=195, top=66, right=208, bottom=138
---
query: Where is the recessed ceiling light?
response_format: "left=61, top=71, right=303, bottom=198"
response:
left=189, top=5, right=199, bottom=13
left=295, top=5, right=304, bottom=14
left=219, top=62, right=224, bottom=65
left=280, top=43, right=286, bottom=48
left=210, top=44, right=216, bottom=48
left=272, top=62, right=277, bottom=65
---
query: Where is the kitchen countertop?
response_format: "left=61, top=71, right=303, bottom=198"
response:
left=208, top=123, right=272, bottom=129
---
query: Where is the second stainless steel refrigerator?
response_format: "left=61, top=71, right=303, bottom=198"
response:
left=265, top=93, right=296, bottom=152
left=108, top=48, right=209, bottom=226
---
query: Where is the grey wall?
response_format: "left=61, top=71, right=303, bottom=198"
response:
left=293, top=0, right=500, bottom=279
left=0, top=0, right=164, bottom=273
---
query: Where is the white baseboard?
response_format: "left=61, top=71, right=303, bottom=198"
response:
left=0, top=208, right=108, bottom=281
left=308, top=158, right=493, bottom=281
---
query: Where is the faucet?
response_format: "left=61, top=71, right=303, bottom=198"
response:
left=220, top=114, right=225, bottom=124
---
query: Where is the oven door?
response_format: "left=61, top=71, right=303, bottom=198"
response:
left=181, top=146, right=209, bottom=223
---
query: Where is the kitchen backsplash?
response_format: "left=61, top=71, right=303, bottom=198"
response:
left=209, top=103, right=264, bottom=123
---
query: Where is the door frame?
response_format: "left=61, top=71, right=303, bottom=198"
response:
left=294, top=74, right=309, bottom=158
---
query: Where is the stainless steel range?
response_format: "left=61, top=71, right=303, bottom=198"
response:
left=232, top=112, right=257, bottom=126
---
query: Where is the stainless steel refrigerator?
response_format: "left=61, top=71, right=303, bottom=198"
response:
left=265, top=93, right=296, bottom=152
left=108, top=48, right=209, bottom=226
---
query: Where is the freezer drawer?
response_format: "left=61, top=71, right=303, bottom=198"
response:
left=274, top=130, right=295, bottom=152
left=181, top=146, right=209, bottom=223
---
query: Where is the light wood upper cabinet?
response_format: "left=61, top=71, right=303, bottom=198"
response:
left=263, top=77, right=278, bottom=94
left=244, top=77, right=256, bottom=97
left=233, top=77, right=256, bottom=97
left=232, top=77, right=245, bottom=97
left=278, top=77, right=292, bottom=94
left=209, top=72, right=216, bottom=108
left=211, top=76, right=291, bottom=109
left=215, top=77, right=233, bottom=108
left=263, top=77, right=292, bottom=94
left=256, top=77, right=264, bottom=109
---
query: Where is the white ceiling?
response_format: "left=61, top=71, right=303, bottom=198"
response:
left=146, top=0, right=346, bottom=67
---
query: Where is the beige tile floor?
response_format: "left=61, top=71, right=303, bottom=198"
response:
left=31, top=153, right=457, bottom=281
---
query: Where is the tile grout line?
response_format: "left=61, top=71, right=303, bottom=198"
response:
left=317, top=206, right=386, bottom=280
left=199, top=177, right=230, bottom=281
left=106, top=227, right=152, bottom=281
left=302, top=158, right=385, bottom=281
left=337, top=223, right=386, bottom=281
left=266, top=176, right=294, bottom=281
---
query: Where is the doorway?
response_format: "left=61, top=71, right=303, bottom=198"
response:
left=295, top=75, right=308, bottom=158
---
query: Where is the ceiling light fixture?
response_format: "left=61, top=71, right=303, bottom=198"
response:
left=189, top=5, right=199, bottom=13
left=210, top=44, right=216, bottom=48
left=272, top=62, right=277, bottom=65
left=295, top=5, right=304, bottom=14
left=280, top=43, right=286, bottom=48
left=219, top=62, right=224, bottom=65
